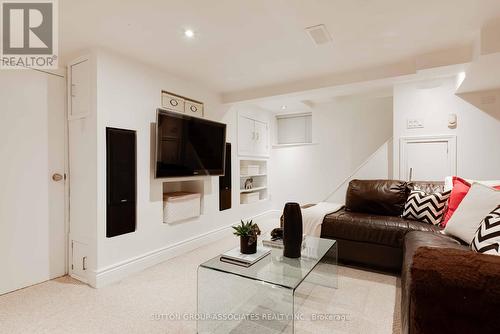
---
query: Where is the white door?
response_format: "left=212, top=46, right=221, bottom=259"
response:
left=400, top=136, right=457, bottom=181
left=254, top=120, right=269, bottom=156
left=0, top=70, right=66, bottom=295
left=238, top=116, right=255, bottom=156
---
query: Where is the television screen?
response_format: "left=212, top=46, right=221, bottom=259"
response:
left=155, top=109, right=226, bottom=177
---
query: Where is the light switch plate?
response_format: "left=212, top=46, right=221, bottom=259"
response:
left=407, top=118, right=424, bottom=129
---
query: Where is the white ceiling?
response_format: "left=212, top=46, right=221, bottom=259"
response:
left=60, top=0, right=500, bottom=97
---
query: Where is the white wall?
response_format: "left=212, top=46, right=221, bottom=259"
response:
left=270, top=96, right=393, bottom=208
left=326, top=139, right=393, bottom=203
left=89, top=49, right=274, bottom=285
left=393, top=75, right=500, bottom=180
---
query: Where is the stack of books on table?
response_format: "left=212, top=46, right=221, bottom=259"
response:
left=262, top=233, right=307, bottom=249
left=220, top=247, right=271, bottom=267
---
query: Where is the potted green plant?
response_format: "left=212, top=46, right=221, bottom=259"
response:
left=232, top=220, right=261, bottom=254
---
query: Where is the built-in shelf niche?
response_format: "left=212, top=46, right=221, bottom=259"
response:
left=239, top=159, right=268, bottom=204
left=162, top=179, right=205, bottom=221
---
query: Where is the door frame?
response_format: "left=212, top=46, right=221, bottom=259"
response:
left=35, top=67, right=70, bottom=276
left=399, top=135, right=457, bottom=181
left=62, top=69, right=70, bottom=275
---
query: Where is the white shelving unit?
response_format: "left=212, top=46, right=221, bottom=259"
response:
left=239, top=159, right=268, bottom=204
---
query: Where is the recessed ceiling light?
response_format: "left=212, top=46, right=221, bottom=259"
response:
left=281, top=105, right=287, bottom=110
left=184, top=29, right=195, bottom=38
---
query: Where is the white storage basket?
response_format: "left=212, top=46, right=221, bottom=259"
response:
left=163, top=192, right=201, bottom=224
left=241, top=164, right=260, bottom=176
left=241, top=192, right=260, bottom=204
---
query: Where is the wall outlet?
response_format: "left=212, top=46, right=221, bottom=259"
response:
left=407, top=118, right=424, bottom=129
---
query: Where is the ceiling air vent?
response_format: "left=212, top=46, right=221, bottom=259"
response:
left=305, top=24, right=332, bottom=46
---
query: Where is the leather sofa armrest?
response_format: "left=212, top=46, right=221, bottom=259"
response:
left=409, top=247, right=500, bottom=334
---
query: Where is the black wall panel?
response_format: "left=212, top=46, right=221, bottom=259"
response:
left=219, top=143, right=231, bottom=211
left=106, top=127, right=136, bottom=238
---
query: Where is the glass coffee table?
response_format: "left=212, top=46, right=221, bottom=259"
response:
left=197, top=236, right=337, bottom=333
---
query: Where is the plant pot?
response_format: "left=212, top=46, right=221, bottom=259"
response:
left=240, top=236, right=257, bottom=254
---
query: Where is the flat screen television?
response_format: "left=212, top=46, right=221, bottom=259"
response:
left=155, top=108, right=226, bottom=178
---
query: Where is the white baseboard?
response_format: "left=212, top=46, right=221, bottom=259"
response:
left=91, top=210, right=280, bottom=288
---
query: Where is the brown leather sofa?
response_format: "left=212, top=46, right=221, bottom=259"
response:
left=320, top=179, right=500, bottom=334
left=321, top=179, right=447, bottom=272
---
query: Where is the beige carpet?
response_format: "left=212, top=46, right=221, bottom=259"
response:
left=0, top=232, right=401, bottom=334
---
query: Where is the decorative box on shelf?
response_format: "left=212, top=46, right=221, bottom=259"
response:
left=161, top=91, right=204, bottom=117
left=241, top=192, right=260, bottom=204
left=163, top=192, right=201, bottom=224
left=241, top=165, right=260, bottom=176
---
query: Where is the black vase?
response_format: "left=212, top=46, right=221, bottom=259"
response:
left=240, top=236, right=257, bottom=254
left=283, top=202, right=303, bottom=258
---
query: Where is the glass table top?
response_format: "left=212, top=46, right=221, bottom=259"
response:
left=199, top=236, right=336, bottom=290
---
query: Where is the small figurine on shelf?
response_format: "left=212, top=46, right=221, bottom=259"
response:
left=244, top=177, right=253, bottom=190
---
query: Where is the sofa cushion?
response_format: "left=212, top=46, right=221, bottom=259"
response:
left=443, top=178, right=500, bottom=227
left=322, top=209, right=442, bottom=248
left=444, top=183, right=500, bottom=244
left=442, top=177, right=472, bottom=226
left=402, top=189, right=451, bottom=225
left=345, top=179, right=409, bottom=216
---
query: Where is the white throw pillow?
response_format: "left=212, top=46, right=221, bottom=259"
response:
left=444, top=176, right=500, bottom=191
left=444, top=183, right=500, bottom=244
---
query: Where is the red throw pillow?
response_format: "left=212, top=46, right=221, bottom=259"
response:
left=442, top=177, right=471, bottom=227
left=442, top=177, right=500, bottom=227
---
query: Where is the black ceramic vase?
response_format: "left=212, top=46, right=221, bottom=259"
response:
left=283, top=202, right=303, bottom=258
left=240, top=236, right=257, bottom=254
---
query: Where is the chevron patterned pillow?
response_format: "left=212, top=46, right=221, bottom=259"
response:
left=402, top=190, right=451, bottom=225
left=471, top=206, right=500, bottom=255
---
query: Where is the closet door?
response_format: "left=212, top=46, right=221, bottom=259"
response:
left=106, top=128, right=136, bottom=238
left=400, top=135, right=456, bottom=181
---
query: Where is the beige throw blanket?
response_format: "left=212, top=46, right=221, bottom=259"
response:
left=302, top=202, right=344, bottom=237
